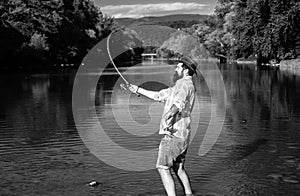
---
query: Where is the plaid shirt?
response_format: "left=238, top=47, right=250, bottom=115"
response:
left=154, top=76, right=195, bottom=139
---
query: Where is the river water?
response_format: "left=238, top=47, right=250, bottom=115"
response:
left=1, top=61, right=300, bottom=195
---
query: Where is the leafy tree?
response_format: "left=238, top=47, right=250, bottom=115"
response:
left=203, top=15, right=218, bottom=29
left=190, top=0, right=236, bottom=59
left=159, top=31, right=209, bottom=59
left=0, top=0, right=115, bottom=70
left=0, top=0, right=63, bottom=37
left=214, top=0, right=236, bottom=28
left=49, top=0, right=115, bottom=64
left=0, top=0, right=64, bottom=68
left=231, top=0, right=300, bottom=61
left=203, top=29, right=226, bottom=58
left=28, top=32, right=49, bottom=51
left=183, top=23, right=212, bottom=43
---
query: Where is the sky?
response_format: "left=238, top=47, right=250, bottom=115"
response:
left=94, top=0, right=218, bottom=18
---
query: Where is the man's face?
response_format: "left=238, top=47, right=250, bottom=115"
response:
left=173, top=62, right=184, bottom=83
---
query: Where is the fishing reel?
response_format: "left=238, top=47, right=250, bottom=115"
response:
left=120, top=83, right=140, bottom=97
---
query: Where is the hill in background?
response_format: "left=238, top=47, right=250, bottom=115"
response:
left=115, top=14, right=209, bottom=28
left=115, top=14, right=211, bottom=57
left=130, top=25, right=176, bottom=47
left=116, top=14, right=209, bottom=50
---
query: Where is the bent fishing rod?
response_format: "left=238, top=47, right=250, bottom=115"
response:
left=107, top=32, right=129, bottom=84
left=106, top=32, right=139, bottom=96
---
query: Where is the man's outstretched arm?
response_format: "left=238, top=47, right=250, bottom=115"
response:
left=122, top=83, right=158, bottom=100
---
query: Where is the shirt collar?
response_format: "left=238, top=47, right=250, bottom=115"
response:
left=181, top=75, right=192, bottom=81
left=176, top=75, right=192, bottom=84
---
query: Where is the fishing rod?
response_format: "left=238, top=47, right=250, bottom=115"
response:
left=106, top=32, right=139, bottom=96
left=107, top=32, right=129, bottom=85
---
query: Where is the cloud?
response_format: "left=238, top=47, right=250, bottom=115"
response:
left=101, top=2, right=208, bottom=18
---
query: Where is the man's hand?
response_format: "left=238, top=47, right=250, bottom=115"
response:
left=128, top=84, right=139, bottom=94
left=120, top=83, right=139, bottom=94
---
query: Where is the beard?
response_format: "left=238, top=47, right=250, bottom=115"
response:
left=172, top=72, right=183, bottom=83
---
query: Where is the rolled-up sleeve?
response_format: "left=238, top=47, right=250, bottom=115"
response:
left=154, top=88, right=171, bottom=102
left=173, top=83, right=188, bottom=112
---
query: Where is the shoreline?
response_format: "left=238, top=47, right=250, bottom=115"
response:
left=280, top=59, right=300, bottom=75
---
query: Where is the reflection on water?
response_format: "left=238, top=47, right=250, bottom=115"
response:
left=1, top=61, right=300, bottom=195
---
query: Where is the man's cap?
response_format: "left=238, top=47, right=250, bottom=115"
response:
left=178, top=56, right=198, bottom=75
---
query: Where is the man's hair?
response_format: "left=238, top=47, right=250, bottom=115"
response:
left=182, top=63, right=195, bottom=76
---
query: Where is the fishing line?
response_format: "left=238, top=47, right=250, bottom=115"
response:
left=107, top=32, right=129, bottom=85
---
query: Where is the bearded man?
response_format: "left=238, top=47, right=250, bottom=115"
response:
left=124, top=56, right=197, bottom=196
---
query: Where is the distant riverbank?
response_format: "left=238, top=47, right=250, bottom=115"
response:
left=280, top=59, right=300, bottom=75
left=280, top=59, right=300, bottom=69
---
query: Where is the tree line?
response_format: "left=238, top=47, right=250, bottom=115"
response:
left=0, top=0, right=115, bottom=71
left=179, top=0, right=300, bottom=63
left=1, top=0, right=299, bottom=71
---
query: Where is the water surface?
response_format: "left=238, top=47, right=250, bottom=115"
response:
left=1, top=61, right=300, bottom=195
